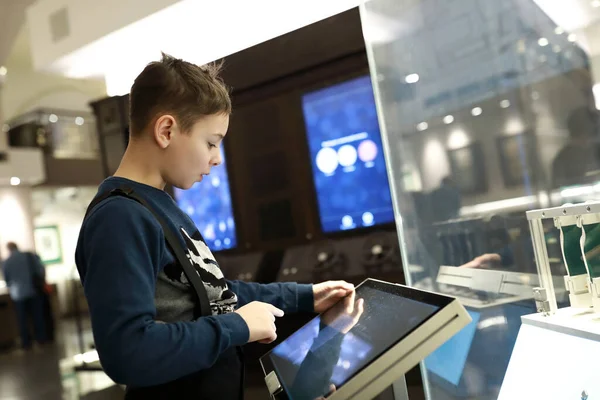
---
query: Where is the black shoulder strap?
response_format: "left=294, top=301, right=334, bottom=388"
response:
left=84, top=186, right=211, bottom=318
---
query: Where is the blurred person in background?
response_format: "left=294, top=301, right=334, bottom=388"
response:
left=2, top=242, right=49, bottom=350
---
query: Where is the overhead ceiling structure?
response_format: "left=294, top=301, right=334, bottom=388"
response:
left=26, top=0, right=362, bottom=96
left=18, top=0, right=600, bottom=97
left=0, top=0, right=36, bottom=70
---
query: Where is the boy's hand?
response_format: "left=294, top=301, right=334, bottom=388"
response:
left=313, top=280, right=355, bottom=313
left=235, top=301, right=284, bottom=344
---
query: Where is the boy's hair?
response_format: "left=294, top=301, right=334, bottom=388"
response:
left=129, top=52, right=232, bottom=137
left=6, top=242, right=18, bottom=252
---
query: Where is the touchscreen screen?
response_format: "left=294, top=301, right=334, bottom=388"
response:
left=266, top=281, right=443, bottom=400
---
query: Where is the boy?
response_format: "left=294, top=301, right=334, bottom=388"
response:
left=75, top=53, right=354, bottom=399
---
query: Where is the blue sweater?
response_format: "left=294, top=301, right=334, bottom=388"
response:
left=75, top=177, right=314, bottom=387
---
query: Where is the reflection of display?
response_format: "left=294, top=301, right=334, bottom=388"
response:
left=34, top=225, right=63, bottom=265
left=302, top=76, right=395, bottom=233
left=425, top=309, right=480, bottom=385
left=174, top=148, right=237, bottom=251
left=447, top=142, right=488, bottom=194
left=497, top=134, right=537, bottom=188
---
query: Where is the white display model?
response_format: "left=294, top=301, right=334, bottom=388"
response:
left=499, top=307, right=600, bottom=400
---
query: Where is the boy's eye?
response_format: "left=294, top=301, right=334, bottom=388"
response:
left=208, top=142, right=217, bottom=149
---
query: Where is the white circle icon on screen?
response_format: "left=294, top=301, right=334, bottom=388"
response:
left=219, top=222, right=227, bottom=232
left=316, top=147, right=339, bottom=174
left=211, top=176, right=221, bottom=187
left=337, top=145, right=358, bottom=167
left=362, top=212, right=374, bottom=226
left=215, top=239, right=222, bottom=248
left=342, top=215, right=354, bottom=228
left=224, top=238, right=231, bottom=246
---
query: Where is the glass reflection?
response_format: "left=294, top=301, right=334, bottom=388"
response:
left=361, top=0, right=599, bottom=398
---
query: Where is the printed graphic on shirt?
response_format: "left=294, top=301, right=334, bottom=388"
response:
left=163, top=228, right=238, bottom=315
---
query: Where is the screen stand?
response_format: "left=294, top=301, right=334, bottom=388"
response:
left=391, top=376, right=409, bottom=400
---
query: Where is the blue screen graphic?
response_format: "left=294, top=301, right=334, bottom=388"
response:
left=173, top=148, right=237, bottom=251
left=424, top=309, right=480, bottom=385
left=301, top=76, right=395, bottom=233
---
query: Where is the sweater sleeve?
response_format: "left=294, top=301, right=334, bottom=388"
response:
left=226, top=280, right=314, bottom=314
left=76, top=198, right=249, bottom=388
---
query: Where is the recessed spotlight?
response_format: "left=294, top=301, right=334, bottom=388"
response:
left=10, top=177, right=20, bottom=186
left=49, top=114, right=58, bottom=123
left=538, top=38, right=549, bottom=47
left=75, top=117, right=85, bottom=126
left=416, top=122, right=428, bottom=131
left=405, top=73, right=420, bottom=84
left=0, top=66, right=7, bottom=76
left=553, top=45, right=561, bottom=53
left=471, top=107, right=483, bottom=116
left=443, top=115, right=454, bottom=124
left=592, top=0, right=600, bottom=8
left=568, top=33, right=577, bottom=42
left=500, top=100, right=511, bottom=109
left=555, top=27, right=564, bottom=35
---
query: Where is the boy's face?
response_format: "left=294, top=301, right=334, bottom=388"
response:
left=161, top=113, right=229, bottom=190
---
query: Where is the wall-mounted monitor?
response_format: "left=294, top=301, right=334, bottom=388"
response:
left=174, top=148, right=237, bottom=251
left=301, top=75, right=395, bottom=234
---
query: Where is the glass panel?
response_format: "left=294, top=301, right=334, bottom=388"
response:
left=360, top=0, right=598, bottom=398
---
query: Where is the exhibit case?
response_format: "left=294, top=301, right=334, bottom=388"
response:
left=360, top=0, right=600, bottom=399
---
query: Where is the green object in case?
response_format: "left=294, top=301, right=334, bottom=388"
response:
left=582, top=223, right=600, bottom=279
left=561, top=225, right=587, bottom=277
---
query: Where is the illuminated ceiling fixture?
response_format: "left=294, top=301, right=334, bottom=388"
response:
left=553, top=45, right=561, bottom=53
left=10, top=177, right=21, bottom=186
left=592, top=0, right=600, bottom=8
left=568, top=33, right=577, bottom=42
left=443, top=115, right=454, bottom=124
left=0, top=66, right=6, bottom=76
left=416, top=122, right=428, bottom=131
left=405, top=73, right=420, bottom=84
left=75, top=117, right=85, bottom=126
left=554, top=27, right=564, bottom=35
left=538, top=37, right=549, bottom=47
left=500, top=100, right=511, bottom=109
left=471, top=107, right=483, bottom=116
left=49, top=114, right=58, bottom=123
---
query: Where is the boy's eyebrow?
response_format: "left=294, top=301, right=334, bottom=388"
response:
left=212, top=133, right=225, bottom=139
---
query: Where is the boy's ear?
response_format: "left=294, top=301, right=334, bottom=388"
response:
left=154, top=115, right=176, bottom=149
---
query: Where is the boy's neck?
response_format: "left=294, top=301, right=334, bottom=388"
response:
left=113, top=144, right=166, bottom=190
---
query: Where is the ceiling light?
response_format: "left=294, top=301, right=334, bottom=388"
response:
left=0, top=66, right=6, bottom=76
left=405, top=73, right=420, bottom=84
left=500, top=100, right=511, bottom=109
left=568, top=33, right=577, bottom=42
left=416, top=122, right=428, bottom=131
left=1, top=124, right=9, bottom=133
left=471, top=107, right=483, bottom=116
left=75, top=117, right=85, bottom=126
left=443, top=115, right=454, bottom=124
left=538, top=38, right=549, bottom=47
left=592, top=0, right=600, bottom=8
left=553, top=45, right=561, bottom=53
left=554, top=27, right=564, bottom=35
left=49, top=114, right=58, bottom=123
left=10, top=177, right=20, bottom=186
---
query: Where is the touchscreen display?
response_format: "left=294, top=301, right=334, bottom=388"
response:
left=173, top=147, right=237, bottom=251
left=301, top=76, right=395, bottom=233
left=267, top=282, right=442, bottom=400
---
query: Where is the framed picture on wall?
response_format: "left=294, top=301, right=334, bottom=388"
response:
left=447, top=142, right=488, bottom=194
left=497, top=132, right=539, bottom=188
left=34, top=225, right=63, bottom=265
